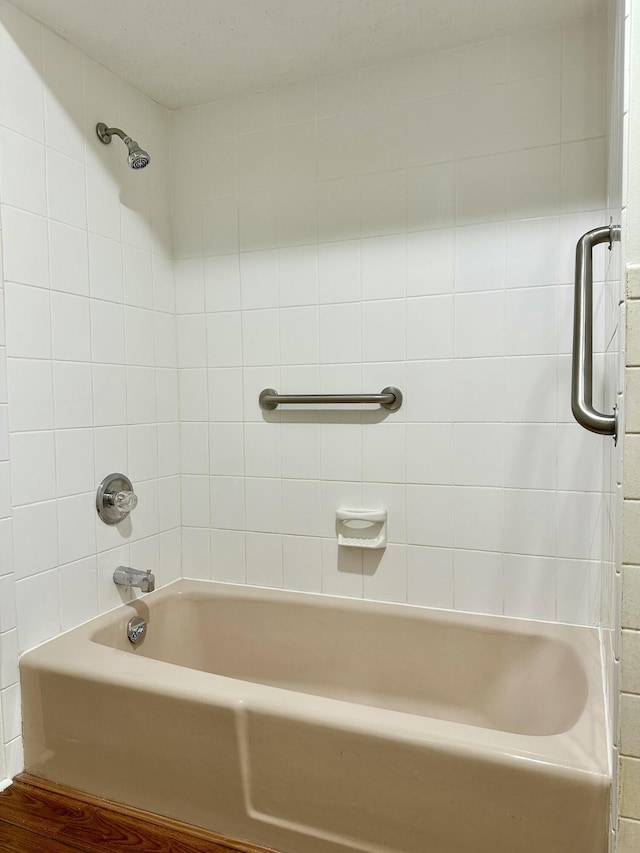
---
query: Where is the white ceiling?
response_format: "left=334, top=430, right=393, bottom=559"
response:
left=9, top=0, right=604, bottom=109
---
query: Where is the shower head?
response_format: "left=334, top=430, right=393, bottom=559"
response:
left=96, top=122, right=151, bottom=170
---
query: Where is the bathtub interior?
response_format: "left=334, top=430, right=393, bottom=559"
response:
left=89, top=582, right=593, bottom=736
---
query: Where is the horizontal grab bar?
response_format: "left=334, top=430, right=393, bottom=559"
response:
left=259, top=386, right=403, bottom=411
left=571, top=223, right=620, bottom=440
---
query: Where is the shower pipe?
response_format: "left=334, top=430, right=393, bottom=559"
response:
left=571, top=222, right=621, bottom=440
left=259, top=387, right=403, bottom=411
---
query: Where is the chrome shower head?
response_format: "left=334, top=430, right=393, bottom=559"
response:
left=96, top=122, right=151, bottom=170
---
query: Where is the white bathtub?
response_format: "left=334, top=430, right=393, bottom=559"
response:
left=20, top=579, right=610, bottom=853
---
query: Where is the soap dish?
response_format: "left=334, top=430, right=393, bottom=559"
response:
left=336, top=509, right=387, bottom=549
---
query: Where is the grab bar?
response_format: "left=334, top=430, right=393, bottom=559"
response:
left=571, top=223, right=620, bottom=439
left=259, top=386, right=403, bottom=411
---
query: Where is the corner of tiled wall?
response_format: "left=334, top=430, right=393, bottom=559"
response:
left=619, top=263, right=640, bottom=848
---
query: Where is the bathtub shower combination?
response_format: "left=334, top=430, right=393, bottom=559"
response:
left=21, top=580, right=609, bottom=853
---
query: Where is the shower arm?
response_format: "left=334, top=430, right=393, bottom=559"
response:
left=96, top=123, right=130, bottom=144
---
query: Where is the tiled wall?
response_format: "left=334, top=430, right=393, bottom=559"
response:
left=0, top=0, right=179, bottom=780
left=619, top=0, right=640, bottom=846
left=170, top=17, right=613, bottom=622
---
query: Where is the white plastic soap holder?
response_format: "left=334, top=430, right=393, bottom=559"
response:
left=336, top=509, right=387, bottom=549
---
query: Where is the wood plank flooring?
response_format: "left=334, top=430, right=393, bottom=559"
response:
left=0, top=775, right=277, bottom=853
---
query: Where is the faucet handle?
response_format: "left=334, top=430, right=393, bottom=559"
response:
left=111, top=490, right=138, bottom=512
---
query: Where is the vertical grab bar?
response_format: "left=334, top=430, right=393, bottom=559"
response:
left=571, top=223, right=620, bottom=439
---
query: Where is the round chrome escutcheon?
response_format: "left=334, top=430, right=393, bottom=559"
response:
left=127, top=615, right=147, bottom=645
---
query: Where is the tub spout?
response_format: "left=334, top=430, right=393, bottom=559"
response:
left=113, top=566, right=155, bottom=592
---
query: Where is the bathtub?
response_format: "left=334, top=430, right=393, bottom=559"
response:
left=20, top=579, right=609, bottom=853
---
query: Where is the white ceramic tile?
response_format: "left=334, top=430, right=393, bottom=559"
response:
left=210, top=476, right=245, bottom=530
left=360, top=169, right=407, bottom=238
left=406, top=228, right=454, bottom=297
left=90, top=300, right=125, bottom=365
left=406, top=423, right=452, bottom=485
left=360, top=422, right=405, bottom=484
left=319, top=303, right=361, bottom=363
left=321, top=423, right=362, bottom=482
left=282, top=535, right=322, bottom=593
left=317, top=113, right=359, bottom=180
left=0, top=629, right=19, bottom=690
left=49, top=221, right=89, bottom=296
left=456, top=84, right=506, bottom=159
left=407, top=95, right=458, bottom=166
left=362, top=300, right=406, bottom=362
left=0, top=129, right=46, bottom=214
left=455, top=222, right=506, bottom=292
left=454, top=424, right=504, bottom=487
left=1, top=207, right=49, bottom=287
left=282, top=480, right=322, bottom=537
left=503, top=553, right=556, bottom=620
left=363, top=543, right=407, bottom=603
left=208, top=367, right=243, bottom=422
left=359, top=103, right=407, bottom=175
left=503, top=424, right=558, bottom=490
left=123, top=245, right=153, bottom=309
left=241, top=309, right=279, bottom=366
left=505, top=286, right=558, bottom=356
left=246, top=532, right=283, bottom=588
left=181, top=528, right=212, bottom=579
left=407, top=162, right=454, bottom=232
left=88, top=234, right=123, bottom=303
left=0, top=575, right=16, bottom=633
left=562, top=67, right=607, bottom=142
left=5, top=283, right=51, bottom=359
left=211, top=529, right=246, bottom=583
left=321, top=538, right=363, bottom=597
left=13, top=500, right=58, bottom=580
left=51, top=292, right=91, bottom=361
left=179, top=369, right=208, bottom=422
left=557, top=490, right=603, bottom=561
left=157, top=423, right=180, bottom=477
left=156, top=368, right=179, bottom=423
left=318, top=240, right=361, bottom=304
left=503, top=488, right=557, bottom=557
left=455, top=154, right=506, bottom=226
left=506, top=27, right=562, bottom=81
left=55, top=429, right=94, bottom=497
left=506, top=217, right=560, bottom=288
left=506, top=74, right=561, bottom=150
left=317, top=71, right=359, bottom=118
left=407, top=545, right=454, bottom=608
left=57, top=493, right=97, bottom=565
left=557, top=558, right=600, bottom=624
left=0, top=45, right=44, bottom=142
left=192, top=103, right=229, bottom=147
left=275, top=182, right=318, bottom=247
left=560, top=138, right=608, bottom=213
left=406, top=485, right=453, bottom=547
left=317, top=176, right=360, bottom=243
left=454, top=550, right=504, bottom=616
left=126, top=366, right=157, bottom=424
left=54, top=362, right=93, bottom=428
left=279, top=306, right=319, bottom=365
left=11, top=431, right=55, bottom=506
left=59, top=556, right=98, bottom=631
left=453, top=486, right=504, bottom=552
left=209, top=423, right=244, bottom=476
left=92, top=365, right=126, bottom=427
left=405, top=360, right=453, bottom=423
left=276, top=121, right=317, bottom=185
left=406, top=295, right=453, bottom=360
left=506, top=145, right=560, bottom=219
left=454, top=291, right=505, bottom=358
left=46, top=149, right=86, bottom=228
left=128, top=423, right=159, bottom=481
left=6, top=359, right=53, bottom=432
left=15, top=569, right=60, bottom=651
left=181, top=475, right=210, bottom=528
left=276, top=244, right=318, bottom=308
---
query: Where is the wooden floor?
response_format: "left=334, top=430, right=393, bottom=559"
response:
left=0, top=775, right=276, bottom=853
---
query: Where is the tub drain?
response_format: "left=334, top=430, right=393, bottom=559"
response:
left=127, top=615, right=147, bottom=644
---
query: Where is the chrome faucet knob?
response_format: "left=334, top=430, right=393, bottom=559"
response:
left=110, top=490, right=138, bottom=512
left=97, top=473, right=138, bottom=525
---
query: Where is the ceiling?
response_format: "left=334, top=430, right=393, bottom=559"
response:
left=9, top=0, right=604, bottom=109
